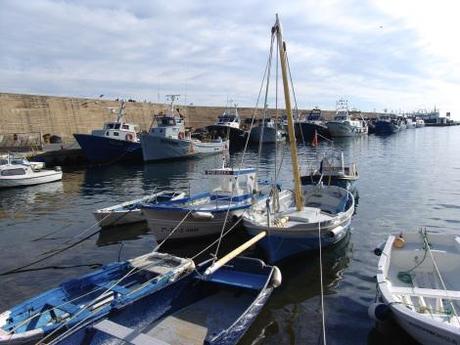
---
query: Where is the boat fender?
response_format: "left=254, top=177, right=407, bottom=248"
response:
left=393, top=233, right=405, bottom=248
left=126, top=133, right=133, bottom=141
left=270, top=266, right=282, bottom=288
left=373, top=241, right=385, bottom=256
left=327, top=226, right=343, bottom=238
left=368, top=303, right=391, bottom=322
left=191, top=211, right=214, bottom=220
left=54, top=166, right=62, bottom=172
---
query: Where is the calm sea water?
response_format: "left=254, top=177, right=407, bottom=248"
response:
left=1, top=126, right=459, bottom=344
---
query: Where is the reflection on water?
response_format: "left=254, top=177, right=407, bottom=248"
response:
left=1, top=127, right=460, bottom=344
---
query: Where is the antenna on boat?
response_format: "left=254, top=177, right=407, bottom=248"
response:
left=115, top=100, right=126, bottom=123
left=273, top=14, right=303, bottom=211
left=166, top=94, right=180, bottom=114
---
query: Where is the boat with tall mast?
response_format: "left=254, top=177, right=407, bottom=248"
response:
left=326, top=99, right=368, bottom=137
left=242, top=15, right=355, bottom=263
left=74, top=101, right=142, bottom=163
left=141, top=95, right=229, bottom=162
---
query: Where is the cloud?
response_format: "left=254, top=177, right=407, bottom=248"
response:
left=0, top=0, right=458, bottom=117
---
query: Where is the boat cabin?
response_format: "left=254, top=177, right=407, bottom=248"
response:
left=92, top=122, right=139, bottom=143
left=205, top=168, right=258, bottom=197
left=306, top=108, right=323, bottom=122
left=215, top=105, right=241, bottom=129
left=149, top=115, right=187, bottom=140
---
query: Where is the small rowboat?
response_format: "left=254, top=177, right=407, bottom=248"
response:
left=371, top=230, right=460, bottom=345
left=94, top=191, right=186, bottom=227
left=0, top=252, right=194, bottom=345
left=49, top=257, right=281, bottom=345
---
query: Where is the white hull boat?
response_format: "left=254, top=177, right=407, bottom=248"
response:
left=0, top=158, right=62, bottom=188
left=94, top=191, right=186, bottom=227
left=373, top=231, right=460, bottom=345
left=326, top=121, right=368, bottom=137
left=141, top=167, right=261, bottom=241
left=326, top=99, right=368, bottom=137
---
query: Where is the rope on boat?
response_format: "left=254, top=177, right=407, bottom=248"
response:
left=421, top=229, right=460, bottom=323
left=0, top=197, right=145, bottom=276
left=317, top=214, right=327, bottom=345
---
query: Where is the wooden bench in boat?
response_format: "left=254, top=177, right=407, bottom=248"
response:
left=93, top=319, right=170, bottom=345
left=392, top=286, right=460, bottom=300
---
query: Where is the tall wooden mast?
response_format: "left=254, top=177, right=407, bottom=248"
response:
left=273, top=14, right=303, bottom=211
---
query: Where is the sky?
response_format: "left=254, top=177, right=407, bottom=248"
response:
left=0, top=0, right=459, bottom=117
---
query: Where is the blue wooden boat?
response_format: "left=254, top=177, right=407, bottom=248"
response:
left=244, top=184, right=355, bottom=263
left=141, top=167, right=264, bottom=240
left=74, top=101, right=143, bottom=163
left=0, top=252, right=194, bottom=345
left=49, top=257, right=281, bottom=345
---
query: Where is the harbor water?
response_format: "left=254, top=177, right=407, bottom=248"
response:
left=1, top=126, right=459, bottom=344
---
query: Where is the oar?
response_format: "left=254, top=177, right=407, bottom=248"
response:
left=204, top=231, right=266, bottom=276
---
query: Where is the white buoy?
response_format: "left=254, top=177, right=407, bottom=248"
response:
left=270, top=266, right=282, bottom=288
left=191, top=211, right=214, bottom=220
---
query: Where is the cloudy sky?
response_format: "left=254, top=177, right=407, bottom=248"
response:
left=1, top=0, right=459, bottom=116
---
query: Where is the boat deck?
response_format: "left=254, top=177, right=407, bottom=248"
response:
left=143, top=290, right=252, bottom=345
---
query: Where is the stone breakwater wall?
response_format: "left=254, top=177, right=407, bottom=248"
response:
left=0, top=92, right=378, bottom=143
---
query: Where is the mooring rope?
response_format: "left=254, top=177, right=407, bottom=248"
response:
left=318, top=216, right=327, bottom=345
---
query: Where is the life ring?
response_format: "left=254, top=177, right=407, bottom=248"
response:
left=126, top=133, right=134, bottom=141
left=178, top=132, right=185, bottom=140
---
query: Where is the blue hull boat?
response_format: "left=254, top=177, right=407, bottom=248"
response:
left=74, top=134, right=142, bottom=163
left=244, top=185, right=355, bottom=263
left=50, top=257, right=281, bottom=345
left=374, top=120, right=400, bottom=135
left=0, top=253, right=194, bottom=345
left=255, top=218, right=351, bottom=263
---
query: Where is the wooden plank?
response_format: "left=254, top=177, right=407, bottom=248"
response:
left=93, top=319, right=170, bottom=345
left=392, top=286, right=460, bottom=300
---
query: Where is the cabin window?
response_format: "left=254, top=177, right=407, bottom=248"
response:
left=122, top=124, right=129, bottom=130
left=113, top=132, right=119, bottom=136
left=107, top=124, right=114, bottom=129
left=106, top=131, right=109, bottom=136
left=1, top=168, right=26, bottom=176
left=114, top=124, right=121, bottom=129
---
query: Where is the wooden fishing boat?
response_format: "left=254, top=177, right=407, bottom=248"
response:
left=49, top=257, right=281, bottom=345
left=242, top=15, right=355, bottom=263
left=141, top=167, right=262, bottom=240
left=301, top=152, right=358, bottom=190
left=94, top=191, right=186, bottom=227
left=74, top=101, right=143, bottom=164
left=371, top=230, right=460, bottom=345
left=0, top=252, right=194, bottom=345
left=244, top=184, right=354, bottom=263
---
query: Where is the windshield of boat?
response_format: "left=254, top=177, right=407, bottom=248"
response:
left=159, top=117, right=176, bottom=126
left=218, top=115, right=237, bottom=123
left=1, top=168, right=26, bottom=176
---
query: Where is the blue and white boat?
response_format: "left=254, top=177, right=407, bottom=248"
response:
left=74, top=101, right=142, bottom=163
left=49, top=257, right=281, bottom=345
left=141, top=95, right=229, bottom=162
left=0, top=252, right=195, bottom=345
left=243, top=15, right=355, bottom=264
left=244, top=184, right=354, bottom=263
left=141, top=167, right=262, bottom=240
